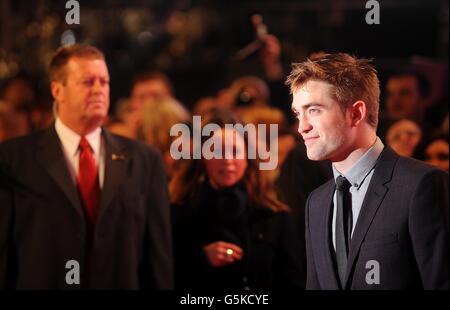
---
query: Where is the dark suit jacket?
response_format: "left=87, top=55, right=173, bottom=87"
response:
left=0, top=124, right=173, bottom=289
left=305, top=147, right=449, bottom=290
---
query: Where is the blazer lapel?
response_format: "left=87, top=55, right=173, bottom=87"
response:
left=97, top=129, right=129, bottom=221
left=36, top=124, right=84, bottom=219
left=344, top=147, right=398, bottom=287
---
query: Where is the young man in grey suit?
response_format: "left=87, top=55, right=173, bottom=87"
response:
left=287, top=53, right=448, bottom=290
left=0, top=44, right=173, bottom=289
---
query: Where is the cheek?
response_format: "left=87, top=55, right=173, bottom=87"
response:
left=204, top=160, right=220, bottom=177
left=317, top=114, right=342, bottom=132
left=411, top=136, right=421, bottom=146
left=69, top=88, right=87, bottom=105
left=318, top=120, right=337, bottom=137
left=236, top=160, right=248, bottom=177
left=104, top=87, right=111, bottom=99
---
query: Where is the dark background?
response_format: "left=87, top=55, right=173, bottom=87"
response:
left=0, top=0, right=448, bottom=111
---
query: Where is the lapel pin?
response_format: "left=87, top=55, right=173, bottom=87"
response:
left=112, top=153, right=125, bottom=161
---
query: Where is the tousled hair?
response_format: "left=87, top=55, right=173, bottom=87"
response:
left=286, top=52, right=380, bottom=129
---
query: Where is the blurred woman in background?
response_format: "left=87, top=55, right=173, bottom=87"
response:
left=386, top=118, right=422, bottom=158
left=140, top=97, right=190, bottom=178
left=170, top=108, right=304, bottom=290
left=421, top=134, right=449, bottom=172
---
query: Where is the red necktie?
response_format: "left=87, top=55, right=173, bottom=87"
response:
left=77, top=137, right=100, bottom=225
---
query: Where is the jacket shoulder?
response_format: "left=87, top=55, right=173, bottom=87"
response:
left=0, top=130, right=46, bottom=162
left=105, top=131, right=162, bottom=159
left=394, top=155, right=446, bottom=178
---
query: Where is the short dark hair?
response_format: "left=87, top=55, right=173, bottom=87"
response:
left=49, top=44, right=105, bottom=83
left=388, top=69, right=431, bottom=98
left=130, top=71, right=173, bottom=95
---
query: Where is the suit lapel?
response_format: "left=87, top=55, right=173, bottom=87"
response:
left=36, top=124, right=84, bottom=219
left=344, top=147, right=398, bottom=287
left=316, top=181, right=341, bottom=289
left=97, top=129, right=129, bottom=221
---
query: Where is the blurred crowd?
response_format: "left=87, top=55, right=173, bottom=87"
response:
left=1, top=34, right=448, bottom=173
left=0, top=31, right=448, bottom=289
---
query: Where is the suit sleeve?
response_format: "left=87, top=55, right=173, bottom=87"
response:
left=409, top=169, right=449, bottom=290
left=305, top=194, right=321, bottom=290
left=273, top=212, right=306, bottom=290
left=142, top=149, right=174, bottom=289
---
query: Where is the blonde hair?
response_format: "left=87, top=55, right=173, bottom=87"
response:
left=140, top=98, right=190, bottom=153
left=239, top=106, right=287, bottom=129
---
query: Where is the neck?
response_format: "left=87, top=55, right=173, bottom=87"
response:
left=58, top=116, right=101, bottom=136
left=333, top=133, right=377, bottom=174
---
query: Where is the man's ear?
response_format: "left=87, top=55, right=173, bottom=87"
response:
left=51, top=80, right=64, bottom=105
left=350, top=100, right=367, bottom=127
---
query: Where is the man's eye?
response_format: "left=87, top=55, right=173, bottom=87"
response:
left=82, top=80, right=93, bottom=86
left=309, top=108, right=320, bottom=114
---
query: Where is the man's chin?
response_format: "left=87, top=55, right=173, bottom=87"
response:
left=86, top=113, right=107, bottom=127
left=306, top=153, right=321, bottom=161
left=306, top=150, right=327, bottom=161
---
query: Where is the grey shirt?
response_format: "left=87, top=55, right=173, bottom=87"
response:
left=332, top=137, right=385, bottom=250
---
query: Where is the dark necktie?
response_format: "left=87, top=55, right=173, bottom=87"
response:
left=335, top=175, right=352, bottom=289
left=77, top=137, right=100, bottom=225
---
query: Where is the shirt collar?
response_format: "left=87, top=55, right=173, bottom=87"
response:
left=332, top=137, right=384, bottom=189
left=55, top=117, right=102, bottom=156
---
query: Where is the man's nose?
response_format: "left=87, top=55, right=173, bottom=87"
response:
left=92, top=79, right=104, bottom=93
left=298, top=113, right=312, bottom=134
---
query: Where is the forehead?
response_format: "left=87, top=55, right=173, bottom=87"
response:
left=394, top=120, right=420, bottom=131
left=292, top=80, right=335, bottom=109
left=211, top=128, right=246, bottom=146
left=66, top=57, right=109, bottom=78
left=427, top=140, right=449, bottom=151
left=387, top=76, right=418, bottom=90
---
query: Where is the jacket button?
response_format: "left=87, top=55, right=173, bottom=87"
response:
left=258, top=233, right=264, bottom=239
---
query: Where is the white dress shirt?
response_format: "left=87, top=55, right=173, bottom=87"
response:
left=55, top=118, right=105, bottom=188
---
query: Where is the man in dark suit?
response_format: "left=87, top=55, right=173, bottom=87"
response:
left=0, top=44, right=173, bottom=289
left=286, top=53, right=448, bottom=290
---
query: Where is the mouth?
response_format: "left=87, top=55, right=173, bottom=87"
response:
left=88, top=101, right=105, bottom=108
left=219, top=169, right=236, bottom=176
left=303, top=136, right=319, bottom=146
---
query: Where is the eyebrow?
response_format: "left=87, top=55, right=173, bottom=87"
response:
left=78, top=76, right=110, bottom=82
left=292, top=102, right=326, bottom=114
